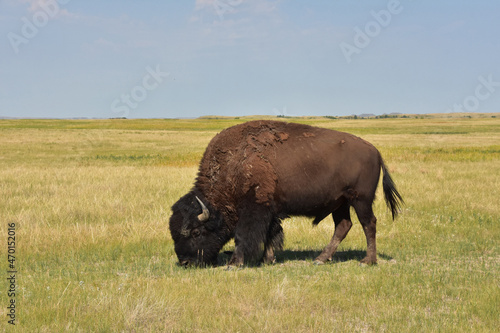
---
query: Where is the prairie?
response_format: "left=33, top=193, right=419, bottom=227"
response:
left=0, top=114, right=499, bottom=332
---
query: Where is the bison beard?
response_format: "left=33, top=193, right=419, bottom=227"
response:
left=169, top=120, right=403, bottom=267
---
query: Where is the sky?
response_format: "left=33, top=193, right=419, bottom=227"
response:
left=1, top=0, right=499, bottom=119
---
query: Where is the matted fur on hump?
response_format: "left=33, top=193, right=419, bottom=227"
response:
left=195, top=121, right=289, bottom=220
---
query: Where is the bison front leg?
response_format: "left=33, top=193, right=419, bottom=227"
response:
left=315, top=203, right=352, bottom=264
left=262, top=218, right=284, bottom=265
left=228, top=238, right=245, bottom=267
left=228, top=204, right=272, bottom=267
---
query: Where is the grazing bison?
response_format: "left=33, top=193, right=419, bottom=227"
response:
left=169, top=120, right=403, bottom=267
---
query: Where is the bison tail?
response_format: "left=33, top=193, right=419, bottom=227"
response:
left=381, top=159, right=404, bottom=220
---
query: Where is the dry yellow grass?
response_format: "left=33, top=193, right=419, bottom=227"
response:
left=0, top=115, right=498, bottom=331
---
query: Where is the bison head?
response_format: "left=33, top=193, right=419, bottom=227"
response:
left=169, top=192, right=229, bottom=267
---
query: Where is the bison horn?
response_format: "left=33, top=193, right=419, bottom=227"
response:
left=195, top=196, right=210, bottom=222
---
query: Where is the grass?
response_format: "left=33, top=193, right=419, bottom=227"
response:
left=0, top=114, right=499, bottom=332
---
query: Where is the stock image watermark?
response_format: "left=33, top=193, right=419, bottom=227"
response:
left=339, top=0, right=405, bottom=64
left=447, top=74, right=499, bottom=113
left=212, top=0, right=243, bottom=21
left=110, top=65, right=170, bottom=118
left=7, top=0, right=71, bottom=55
left=6, top=222, right=17, bottom=325
left=272, top=106, right=298, bottom=118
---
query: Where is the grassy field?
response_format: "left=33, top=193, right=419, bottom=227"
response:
left=0, top=114, right=499, bottom=332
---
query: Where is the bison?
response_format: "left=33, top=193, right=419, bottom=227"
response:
left=169, top=120, right=403, bottom=267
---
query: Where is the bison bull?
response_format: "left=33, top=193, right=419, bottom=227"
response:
left=169, top=120, right=403, bottom=267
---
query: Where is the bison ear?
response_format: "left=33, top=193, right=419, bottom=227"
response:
left=195, top=196, right=210, bottom=222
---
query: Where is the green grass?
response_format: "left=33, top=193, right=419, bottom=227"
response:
left=0, top=114, right=499, bottom=332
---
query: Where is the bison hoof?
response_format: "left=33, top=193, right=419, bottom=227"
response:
left=262, top=257, right=276, bottom=265
left=359, top=257, right=377, bottom=266
left=313, top=260, right=325, bottom=266
left=225, top=264, right=243, bottom=271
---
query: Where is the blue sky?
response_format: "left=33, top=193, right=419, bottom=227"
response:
left=1, top=0, right=499, bottom=118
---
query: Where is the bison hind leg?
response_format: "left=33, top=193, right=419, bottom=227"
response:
left=314, top=202, right=352, bottom=264
left=352, top=200, right=378, bottom=265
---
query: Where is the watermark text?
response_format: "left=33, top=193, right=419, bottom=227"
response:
left=447, top=75, right=499, bottom=112
left=6, top=222, right=17, bottom=325
left=340, top=0, right=404, bottom=64
left=7, top=0, right=71, bottom=54
left=110, top=65, right=169, bottom=118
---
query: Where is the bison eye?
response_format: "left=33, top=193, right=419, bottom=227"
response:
left=191, top=229, right=201, bottom=238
